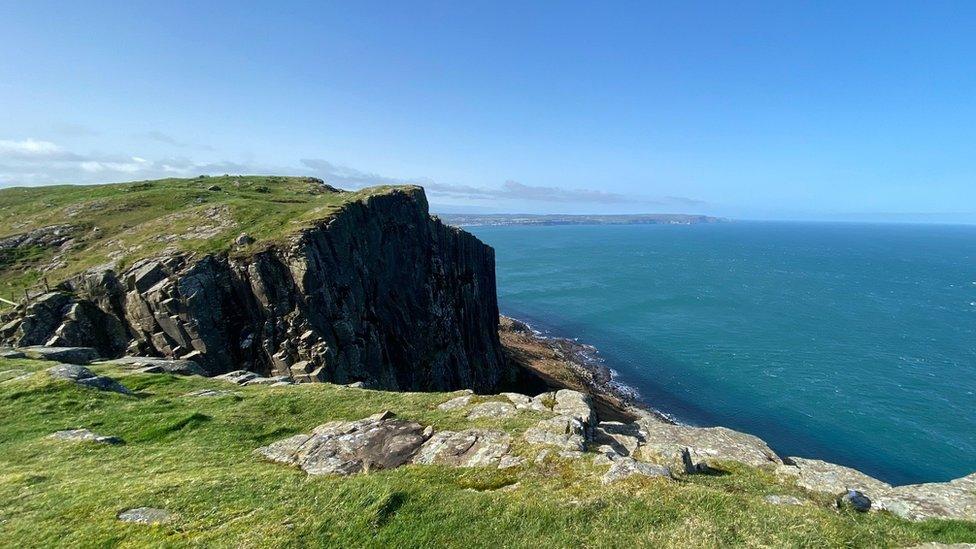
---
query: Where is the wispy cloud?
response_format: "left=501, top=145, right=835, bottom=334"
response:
left=136, top=130, right=215, bottom=151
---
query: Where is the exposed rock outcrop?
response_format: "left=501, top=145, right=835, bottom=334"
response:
left=48, top=428, right=122, bottom=445
left=47, top=364, right=130, bottom=394
left=3, top=188, right=510, bottom=392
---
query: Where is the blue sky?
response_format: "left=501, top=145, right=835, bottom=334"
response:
left=2, top=1, right=975, bottom=221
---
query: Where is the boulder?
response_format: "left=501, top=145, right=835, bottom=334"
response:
left=636, top=419, right=781, bottom=471
left=47, top=363, right=130, bottom=394
left=412, top=429, right=512, bottom=467
left=602, top=457, right=672, bottom=484
left=466, top=401, right=518, bottom=420
left=551, top=389, right=595, bottom=430
left=437, top=394, right=473, bottom=411
left=22, top=346, right=99, bottom=364
left=117, top=507, right=172, bottom=525
left=101, top=356, right=206, bottom=376
left=501, top=392, right=548, bottom=412
left=837, top=489, right=872, bottom=512
left=523, top=415, right=587, bottom=452
left=214, top=370, right=260, bottom=385
left=255, top=412, right=429, bottom=475
left=49, top=428, right=122, bottom=445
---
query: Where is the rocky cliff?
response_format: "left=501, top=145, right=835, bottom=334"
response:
left=1, top=186, right=511, bottom=392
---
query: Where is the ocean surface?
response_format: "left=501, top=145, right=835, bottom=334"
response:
left=468, top=222, right=976, bottom=485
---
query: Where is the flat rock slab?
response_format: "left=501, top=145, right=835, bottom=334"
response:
left=466, top=401, right=518, bottom=420
left=117, top=507, right=172, bottom=525
left=875, top=473, right=976, bottom=522
left=783, top=457, right=891, bottom=496
left=100, top=356, right=206, bottom=376
left=49, top=428, right=122, bottom=445
left=183, top=389, right=237, bottom=398
left=214, top=370, right=261, bottom=385
left=523, top=415, right=587, bottom=451
left=602, top=457, right=672, bottom=484
left=47, top=363, right=131, bottom=394
left=243, top=375, right=292, bottom=386
left=637, top=419, right=781, bottom=471
left=593, top=421, right=643, bottom=457
left=21, top=346, right=99, bottom=364
left=413, top=429, right=512, bottom=467
left=438, top=394, right=473, bottom=411
left=255, top=411, right=429, bottom=475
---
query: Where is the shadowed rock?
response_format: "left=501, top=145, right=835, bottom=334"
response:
left=49, top=428, right=122, bottom=445
left=602, top=457, right=672, bottom=484
left=22, top=346, right=100, bottom=364
left=47, top=363, right=130, bottom=394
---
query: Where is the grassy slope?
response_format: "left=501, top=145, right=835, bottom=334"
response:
left=1, top=358, right=974, bottom=547
left=0, top=176, right=408, bottom=300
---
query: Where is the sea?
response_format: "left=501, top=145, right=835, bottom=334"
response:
left=467, top=221, right=976, bottom=485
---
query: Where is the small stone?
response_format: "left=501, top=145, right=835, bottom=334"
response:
left=838, top=489, right=872, bottom=512
left=345, top=381, right=367, bottom=388
left=207, top=184, right=222, bottom=191
left=234, top=232, right=254, bottom=246
left=117, top=507, right=172, bottom=525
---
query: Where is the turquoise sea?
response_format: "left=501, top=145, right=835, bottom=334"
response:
left=468, top=222, right=976, bottom=485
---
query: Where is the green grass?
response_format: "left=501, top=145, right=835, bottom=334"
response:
left=0, top=175, right=413, bottom=299
left=1, top=357, right=974, bottom=547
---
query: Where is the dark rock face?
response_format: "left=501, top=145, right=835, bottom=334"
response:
left=5, top=188, right=510, bottom=392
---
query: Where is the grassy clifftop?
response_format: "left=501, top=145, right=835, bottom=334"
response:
left=1, top=356, right=974, bottom=547
left=0, top=176, right=411, bottom=299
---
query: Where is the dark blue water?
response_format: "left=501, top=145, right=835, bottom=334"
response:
left=468, top=222, right=976, bottom=485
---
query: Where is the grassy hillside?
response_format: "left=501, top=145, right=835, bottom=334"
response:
left=1, top=357, right=974, bottom=547
left=0, top=176, right=407, bottom=301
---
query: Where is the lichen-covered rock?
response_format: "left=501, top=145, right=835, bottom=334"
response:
left=412, top=429, right=511, bottom=467
left=523, top=415, right=587, bottom=451
left=438, top=394, right=473, bottom=411
left=602, top=457, right=672, bottom=484
left=636, top=419, right=781, bottom=471
left=49, top=428, right=122, bottom=445
left=875, top=473, right=976, bottom=522
left=47, top=363, right=130, bottom=394
left=214, top=370, right=261, bottom=385
left=466, top=401, right=518, bottom=420
left=255, top=412, right=429, bottom=475
left=784, top=457, right=891, bottom=496
left=551, top=389, right=595, bottom=431
left=501, top=392, right=549, bottom=412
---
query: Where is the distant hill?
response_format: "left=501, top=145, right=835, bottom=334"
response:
left=436, top=213, right=727, bottom=227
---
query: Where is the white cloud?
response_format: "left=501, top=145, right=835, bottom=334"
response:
left=0, top=138, right=72, bottom=159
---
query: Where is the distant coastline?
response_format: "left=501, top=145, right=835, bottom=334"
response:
left=437, top=213, right=727, bottom=227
